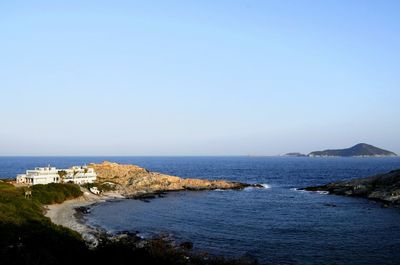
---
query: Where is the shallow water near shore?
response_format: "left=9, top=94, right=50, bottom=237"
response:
left=2, top=156, right=400, bottom=264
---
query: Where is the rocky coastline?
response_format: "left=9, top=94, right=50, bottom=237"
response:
left=45, top=161, right=264, bottom=249
left=302, top=169, right=400, bottom=206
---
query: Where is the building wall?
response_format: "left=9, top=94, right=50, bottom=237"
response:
left=16, top=175, right=26, bottom=183
left=63, top=172, right=97, bottom=184
left=32, top=175, right=58, bottom=185
left=16, top=166, right=97, bottom=185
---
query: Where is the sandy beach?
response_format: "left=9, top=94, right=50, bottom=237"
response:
left=45, top=190, right=124, bottom=246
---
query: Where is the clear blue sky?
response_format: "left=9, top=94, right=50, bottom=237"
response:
left=0, top=0, right=399, bottom=155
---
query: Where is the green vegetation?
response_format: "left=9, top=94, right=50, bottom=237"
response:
left=31, top=183, right=82, bottom=204
left=0, top=182, right=43, bottom=224
left=0, top=181, right=82, bottom=225
left=0, top=181, right=86, bottom=265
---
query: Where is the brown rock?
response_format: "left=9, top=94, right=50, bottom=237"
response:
left=89, top=161, right=252, bottom=197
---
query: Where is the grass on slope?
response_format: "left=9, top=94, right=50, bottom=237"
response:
left=0, top=181, right=86, bottom=265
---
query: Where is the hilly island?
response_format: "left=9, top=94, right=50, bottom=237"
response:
left=286, top=143, right=397, bottom=157
left=309, top=143, right=397, bottom=157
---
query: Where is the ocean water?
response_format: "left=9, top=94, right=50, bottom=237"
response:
left=2, top=156, right=400, bottom=265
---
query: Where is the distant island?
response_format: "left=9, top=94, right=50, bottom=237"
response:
left=284, top=143, right=397, bottom=157
left=308, top=143, right=397, bottom=157
left=284, top=152, right=307, bottom=157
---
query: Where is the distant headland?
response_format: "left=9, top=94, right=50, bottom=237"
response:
left=284, top=152, right=307, bottom=157
left=285, top=143, right=397, bottom=157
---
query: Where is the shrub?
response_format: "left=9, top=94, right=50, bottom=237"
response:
left=32, top=183, right=82, bottom=204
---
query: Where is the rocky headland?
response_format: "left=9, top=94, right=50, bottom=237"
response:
left=303, top=169, right=400, bottom=206
left=89, top=161, right=261, bottom=197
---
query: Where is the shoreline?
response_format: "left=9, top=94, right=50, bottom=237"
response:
left=44, top=190, right=124, bottom=247
left=45, top=186, right=267, bottom=245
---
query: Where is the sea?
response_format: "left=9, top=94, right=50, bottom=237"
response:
left=2, top=156, right=400, bottom=265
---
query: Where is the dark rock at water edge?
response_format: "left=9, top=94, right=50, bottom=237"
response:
left=180, top=241, right=194, bottom=250
left=75, top=206, right=91, bottom=214
left=303, top=169, right=400, bottom=206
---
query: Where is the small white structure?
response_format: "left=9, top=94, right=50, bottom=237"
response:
left=89, top=187, right=100, bottom=195
left=16, top=165, right=97, bottom=185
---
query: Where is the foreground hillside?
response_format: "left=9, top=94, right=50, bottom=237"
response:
left=89, top=161, right=259, bottom=196
left=304, top=169, right=400, bottom=205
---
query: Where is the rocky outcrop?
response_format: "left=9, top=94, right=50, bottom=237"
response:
left=303, top=169, right=400, bottom=205
left=89, top=161, right=260, bottom=197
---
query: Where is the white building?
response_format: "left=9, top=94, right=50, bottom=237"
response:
left=16, top=165, right=97, bottom=185
left=62, top=166, right=97, bottom=184
left=16, top=166, right=60, bottom=185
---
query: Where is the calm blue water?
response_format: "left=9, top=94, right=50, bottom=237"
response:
left=2, top=156, right=400, bottom=264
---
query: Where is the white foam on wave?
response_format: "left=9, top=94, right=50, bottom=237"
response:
left=291, top=187, right=329, bottom=195
left=290, top=188, right=308, bottom=193
left=243, top=183, right=271, bottom=191
left=261, top=183, right=271, bottom=189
